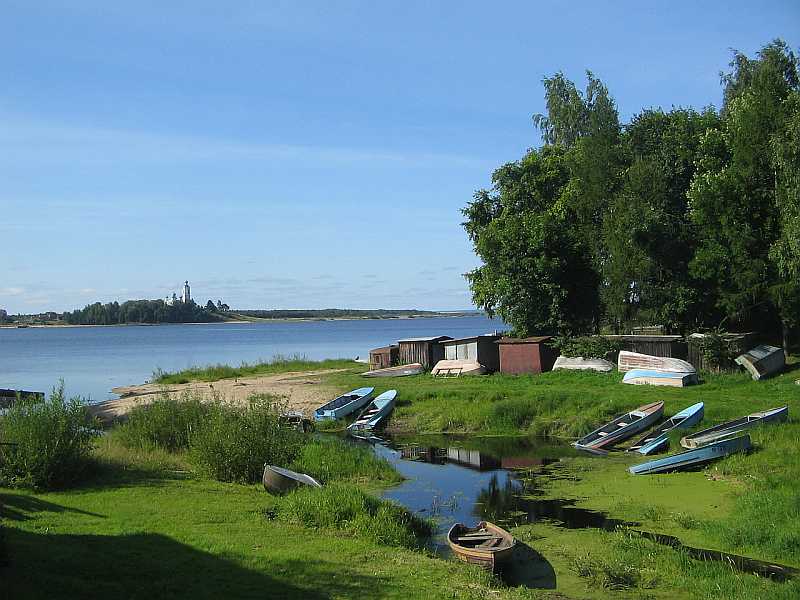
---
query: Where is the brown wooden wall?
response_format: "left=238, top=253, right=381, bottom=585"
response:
left=398, top=341, right=445, bottom=369
left=498, top=342, right=556, bottom=374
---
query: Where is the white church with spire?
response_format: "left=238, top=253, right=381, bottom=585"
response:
left=165, top=280, right=191, bottom=306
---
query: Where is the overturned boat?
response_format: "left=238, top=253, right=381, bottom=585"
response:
left=734, top=345, right=785, bottom=380
left=552, top=356, right=615, bottom=373
left=618, top=351, right=696, bottom=374
left=431, top=359, right=486, bottom=377
left=262, top=465, right=322, bottom=494
left=362, top=363, right=424, bottom=378
left=622, top=369, right=698, bottom=387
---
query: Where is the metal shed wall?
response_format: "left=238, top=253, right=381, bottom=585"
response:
left=441, top=335, right=501, bottom=372
left=497, top=338, right=557, bottom=374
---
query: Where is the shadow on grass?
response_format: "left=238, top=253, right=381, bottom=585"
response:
left=2, top=528, right=392, bottom=599
left=501, top=542, right=557, bottom=589
left=0, top=494, right=105, bottom=521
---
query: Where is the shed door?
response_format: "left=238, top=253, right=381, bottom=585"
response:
left=445, top=345, right=457, bottom=360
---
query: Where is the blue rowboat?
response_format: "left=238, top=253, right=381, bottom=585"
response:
left=314, top=387, right=374, bottom=421
left=680, top=406, right=788, bottom=449
left=573, top=402, right=664, bottom=450
left=629, top=435, right=751, bottom=475
left=347, top=389, right=397, bottom=431
left=628, top=402, right=705, bottom=455
left=622, top=369, right=698, bottom=387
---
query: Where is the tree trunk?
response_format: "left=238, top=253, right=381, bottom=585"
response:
left=782, top=319, right=790, bottom=361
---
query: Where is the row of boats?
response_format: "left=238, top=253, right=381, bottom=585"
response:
left=312, top=386, right=397, bottom=431
left=573, top=401, right=789, bottom=475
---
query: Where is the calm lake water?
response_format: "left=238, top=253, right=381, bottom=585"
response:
left=0, top=314, right=502, bottom=402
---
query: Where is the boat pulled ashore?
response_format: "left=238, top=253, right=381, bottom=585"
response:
left=314, top=387, right=374, bottom=421
left=347, top=389, right=397, bottom=431
left=447, top=521, right=516, bottom=572
left=622, top=369, right=698, bottom=387
left=630, top=435, right=751, bottom=475
left=680, top=406, right=788, bottom=449
left=262, top=465, right=322, bottom=494
left=573, top=402, right=664, bottom=451
left=362, top=363, right=423, bottom=378
left=617, top=351, right=696, bottom=374
left=734, top=345, right=785, bottom=380
left=552, top=356, right=614, bottom=372
left=627, top=402, right=704, bottom=455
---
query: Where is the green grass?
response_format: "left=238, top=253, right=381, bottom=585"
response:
left=289, top=437, right=402, bottom=486
left=0, top=437, right=535, bottom=600
left=153, top=356, right=362, bottom=384
left=271, top=482, right=433, bottom=549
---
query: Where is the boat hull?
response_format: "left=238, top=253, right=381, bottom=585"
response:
left=680, top=406, right=788, bottom=449
left=348, top=390, right=397, bottom=431
left=622, top=369, right=698, bottom=387
left=630, top=402, right=705, bottom=455
left=630, top=435, right=751, bottom=475
left=447, top=521, right=516, bottom=572
left=618, top=351, right=696, bottom=374
left=431, top=359, right=486, bottom=377
left=574, top=402, right=665, bottom=450
left=734, top=345, right=785, bottom=380
left=314, top=387, right=374, bottom=421
left=362, top=363, right=423, bottom=378
left=262, top=465, right=322, bottom=494
left=553, top=356, right=614, bottom=372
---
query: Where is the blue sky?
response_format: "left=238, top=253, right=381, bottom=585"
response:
left=2, top=1, right=798, bottom=313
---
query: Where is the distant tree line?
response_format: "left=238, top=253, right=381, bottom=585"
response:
left=235, top=309, right=452, bottom=319
left=63, top=300, right=221, bottom=325
left=463, top=40, right=800, bottom=349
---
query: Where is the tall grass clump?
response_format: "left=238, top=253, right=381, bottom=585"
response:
left=0, top=383, right=100, bottom=489
left=189, top=395, right=303, bottom=483
left=273, top=483, right=432, bottom=548
left=116, top=393, right=210, bottom=451
left=290, top=437, right=402, bottom=485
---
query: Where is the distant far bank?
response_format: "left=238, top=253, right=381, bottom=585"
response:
left=0, top=308, right=481, bottom=328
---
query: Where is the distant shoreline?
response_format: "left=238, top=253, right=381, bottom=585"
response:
left=0, top=312, right=480, bottom=329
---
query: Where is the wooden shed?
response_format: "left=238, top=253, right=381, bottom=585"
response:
left=397, top=336, right=452, bottom=369
left=604, top=335, right=687, bottom=359
left=441, top=334, right=501, bottom=372
left=687, top=332, right=757, bottom=373
left=0, top=389, right=44, bottom=409
left=497, top=336, right=557, bottom=375
left=369, top=345, right=399, bottom=370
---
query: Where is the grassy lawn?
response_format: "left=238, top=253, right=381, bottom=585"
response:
left=153, top=357, right=362, bottom=385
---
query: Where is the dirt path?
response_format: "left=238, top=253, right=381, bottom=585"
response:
left=88, top=369, right=349, bottom=424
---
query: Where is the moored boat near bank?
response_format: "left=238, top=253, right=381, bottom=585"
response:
left=734, top=345, right=785, bottom=380
left=680, top=406, right=788, bottom=449
left=262, top=465, right=322, bottom=494
left=573, top=402, right=664, bottom=450
left=630, top=435, right=751, bottom=475
left=447, top=521, right=516, bottom=572
left=314, top=387, right=374, bottom=421
left=622, top=369, right=698, bottom=387
left=362, top=363, right=424, bottom=378
left=552, top=356, right=615, bottom=373
left=348, top=389, right=397, bottom=431
left=618, top=351, right=696, bottom=374
left=628, top=402, right=705, bottom=454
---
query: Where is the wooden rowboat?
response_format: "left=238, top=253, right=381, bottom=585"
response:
left=314, top=387, right=374, bottom=421
left=680, top=406, right=788, bottom=449
left=552, top=356, right=615, bottom=372
left=362, top=363, right=424, bottom=378
left=628, top=402, right=704, bottom=455
left=347, top=389, right=397, bottom=431
left=447, top=521, right=516, bottom=572
left=618, top=351, right=696, bottom=374
left=262, top=465, right=322, bottom=494
left=432, top=359, right=486, bottom=377
left=734, top=345, right=785, bottom=380
left=630, top=435, right=751, bottom=475
left=622, top=369, right=698, bottom=387
left=573, top=402, right=664, bottom=450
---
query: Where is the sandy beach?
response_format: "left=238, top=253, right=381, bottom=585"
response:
left=88, top=368, right=349, bottom=424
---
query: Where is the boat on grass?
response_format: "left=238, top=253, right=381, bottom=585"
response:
left=552, top=356, right=614, bottom=372
left=680, top=406, right=788, bottom=449
left=628, top=402, right=704, bottom=455
left=573, top=402, right=664, bottom=450
left=622, top=369, right=698, bottom=387
left=618, top=351, right=696, bottom=374
left=262, top=465, right=322, bottom=494
left=314, top=387, right=374, bottom=421
left=347, top=389, right=397, bottom=431
left=431, top=359, right=485, bottom=377
left=630, top=435, right=751, bottom=475
left=447, top=521, right=516, bottom=572
left=362, top=363, right=423, bottom=378
left=734, top=345, right=785, bottom=380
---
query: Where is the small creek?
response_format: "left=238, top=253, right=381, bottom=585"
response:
left=346, top=432, right=798, bottom=583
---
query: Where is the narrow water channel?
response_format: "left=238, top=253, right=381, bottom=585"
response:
left=347, top=433, right=798, bottom=583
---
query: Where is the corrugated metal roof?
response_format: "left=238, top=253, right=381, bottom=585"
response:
left=441, top=334, right=502, bottom=344
left=497, top=336, right=553, bottom=344
left=369, top=345, right=398, bottom=353
left=397, top=336, right=453, bottom=343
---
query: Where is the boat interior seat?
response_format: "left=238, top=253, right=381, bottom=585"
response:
left=618, top=422, right=628, bottom=427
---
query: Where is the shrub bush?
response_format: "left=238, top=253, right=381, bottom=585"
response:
left=116, top=393, right=210, bottom=451
left=188, top=395, right=303, bottom=483
left=273, top=483, right=432, bottom=548
left=0, top=383, right=100, bottom=489
left=553, top=336, right=621, bottom=359
left=290, top=438, right=402, bottom=485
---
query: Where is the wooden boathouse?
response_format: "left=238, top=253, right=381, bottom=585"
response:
left=440, top=334, right=501, bottom=372
left=497, top=336, right=557, bottom=375
left=397, top=336, right=451, bottom=369
left=605, top=335, right=687, bottom=358
left=368, top=345, right=399, bottom=370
